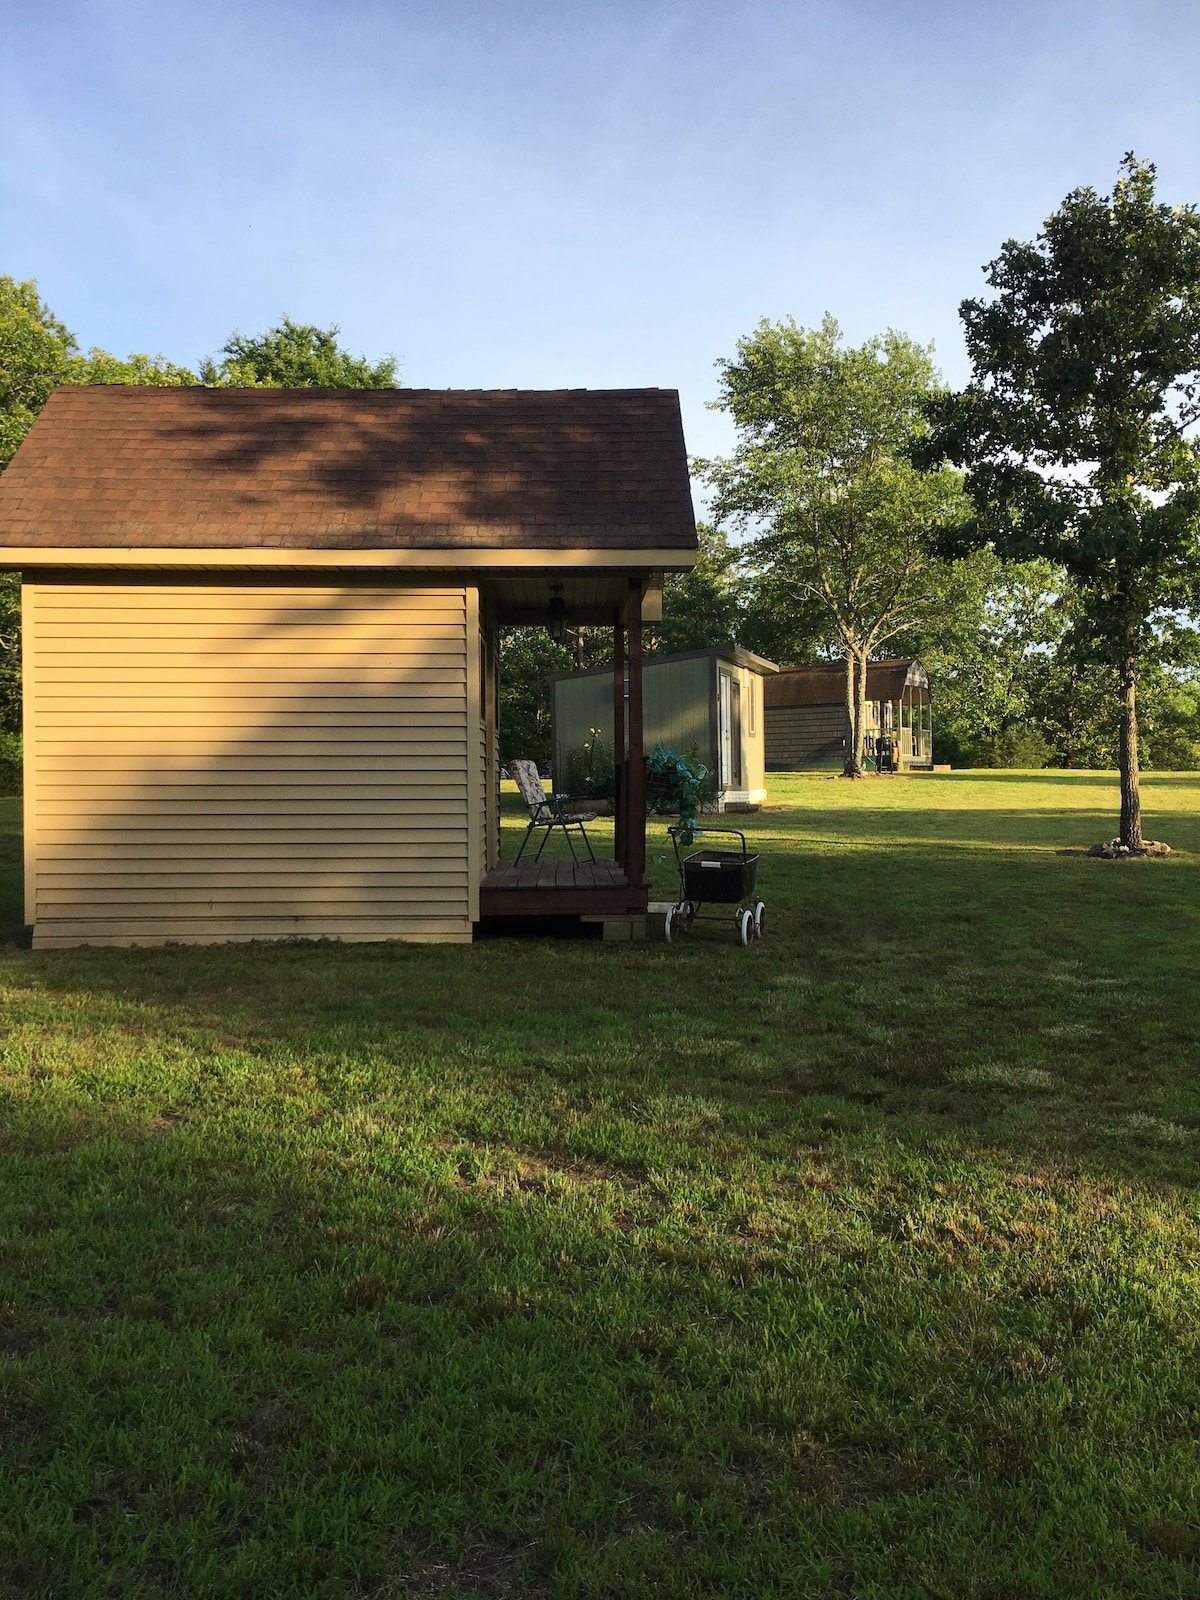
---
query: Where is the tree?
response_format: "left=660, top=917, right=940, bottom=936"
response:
left=894, top=550, right=1066, bottom=763
left=497, top=628, right=573, bottom=769
left=919, top=155, right=1200, bottom=846
left=201, top=317, right=399, bottom=388
left=0, top=276, right=78, bottom=469
left=1, top=277, right=198, bottom=472
left=650, top=524, right=748, bottom=655
left=697, top=316, right=967, bottom=775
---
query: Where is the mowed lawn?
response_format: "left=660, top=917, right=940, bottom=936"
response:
left=2, top=773, right=1200, bottom=1599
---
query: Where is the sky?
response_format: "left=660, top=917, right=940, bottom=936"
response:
left=5, top=0, right=1200, bottom=485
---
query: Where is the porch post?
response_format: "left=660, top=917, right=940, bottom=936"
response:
left=613, top=609, right=626, bottom=871
left=626, top=577, right=646, bottom=887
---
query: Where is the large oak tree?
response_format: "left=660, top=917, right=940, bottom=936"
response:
left=918, top=156, right=1200, bottom=846
left=698, top=316, right=966, bottom=775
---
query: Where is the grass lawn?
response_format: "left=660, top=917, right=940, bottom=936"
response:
left=2, top=772, right=1199, bottom=1598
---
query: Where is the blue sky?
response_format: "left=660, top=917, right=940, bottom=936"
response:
left=5, top=0, right=1200, bottom=476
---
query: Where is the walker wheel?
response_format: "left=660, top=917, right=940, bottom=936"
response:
left=753, top=900, right=766, bottom=940
left=738, top=908, right=754, bottom=946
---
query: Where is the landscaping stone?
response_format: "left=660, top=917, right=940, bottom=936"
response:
left=1088, top=839, right=1172, bottom=858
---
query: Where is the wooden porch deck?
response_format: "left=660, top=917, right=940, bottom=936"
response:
left=479, top=858, right=647, bottom=917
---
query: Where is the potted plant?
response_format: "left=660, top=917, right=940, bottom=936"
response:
left=645, top=742, right=708, bottom=844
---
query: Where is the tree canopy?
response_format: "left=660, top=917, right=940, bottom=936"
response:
left=199, top=317, right=399, bottom=388
left=698, top=315, right=967, bottom=774
left=919, top=155, right=1200, bottom=844
left=1, top=276, right=199, bottom=472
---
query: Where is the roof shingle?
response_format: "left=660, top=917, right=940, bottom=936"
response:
left=0, top=386, right=697, bottom=551
left=765, top=659, right=929, bottom=707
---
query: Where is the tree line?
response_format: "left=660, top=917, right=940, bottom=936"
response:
left=4, top=154, right=1200, bottom=845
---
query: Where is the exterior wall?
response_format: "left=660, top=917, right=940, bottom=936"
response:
left=23, top=581, right=477, bottom=947
left=719, top=661, right=767, bottom=807
left=646, top=655, right=715, bottom=770
left=552, top=658, right=716, bottom=780
left=766, top=699, right=933, bottom=771
left=765, top=705, right=846, bottom=769
left=551, top=654, right=768, bottom=807
left=478, top=597, right=500, bottom=871
left=552, top=670, right=617, bottom=780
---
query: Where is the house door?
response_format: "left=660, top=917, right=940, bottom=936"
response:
left=718, top=672, right=742, bottom=789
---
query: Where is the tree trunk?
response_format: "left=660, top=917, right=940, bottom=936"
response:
left=1119, top=645, right=1143, bottom=850
left=854, top=648, right=870, bottom=775
left=842, top=652, right=861, bottom=777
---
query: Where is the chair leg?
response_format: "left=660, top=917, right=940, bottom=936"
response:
left=563, top=823, right=580, bottom=863
left=579, top=823, right=596, bottom=863
left=513, top=822, right=535, bottom=864
left=534, top=824, right=552, bottom=861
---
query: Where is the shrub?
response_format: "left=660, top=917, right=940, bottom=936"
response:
left=564, top=729, right=615, bottom=799
left=0, top=732, right=20, bottom=796
left=963, top=726, right=1051, bottom=769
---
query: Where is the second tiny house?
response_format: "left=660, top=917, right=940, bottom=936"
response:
left=549, top=646, right=778, bottom=811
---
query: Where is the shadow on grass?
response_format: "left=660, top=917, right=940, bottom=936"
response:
left=3, top=923, right=1200, bottom=1596
left=4, top=776, right=1200, bottom=1591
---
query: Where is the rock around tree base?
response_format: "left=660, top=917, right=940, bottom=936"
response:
left=1088, top=840, right=1172, bottom=859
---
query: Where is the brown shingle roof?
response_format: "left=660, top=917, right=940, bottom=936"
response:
left=0, top=386, right=697, bottom=551
left=765, top=659, right=929, bottom=707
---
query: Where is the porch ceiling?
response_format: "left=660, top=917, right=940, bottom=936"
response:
left=484, top=570, right=663, bottom=625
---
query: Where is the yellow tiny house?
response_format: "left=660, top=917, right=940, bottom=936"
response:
left=0, top=387, right=696, bottom=946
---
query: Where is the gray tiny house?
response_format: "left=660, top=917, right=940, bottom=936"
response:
left=550, top=646, right=778, bottom=811
left=764, top=658, right=933, bottom=772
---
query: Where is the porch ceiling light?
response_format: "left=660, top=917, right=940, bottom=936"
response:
left=545, top=584, right=568, bottom=645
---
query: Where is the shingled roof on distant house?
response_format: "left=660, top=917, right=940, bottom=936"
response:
left=765, top=658, right=930, bottom=707
left=0, top=386, right=697, bottom=551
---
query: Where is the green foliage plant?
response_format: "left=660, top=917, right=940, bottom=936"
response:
left=563, top=728, right=614, bottom=800
left=498, top=627, right=573, bottom=767
left=651, top=523, right=749, bottom=655
left=919, top=155, right=1200, bottom=847
left=200, top=317, right=399, bottom=388
left=962, top=725, right=1052, bottom=769
left=0, top=276, right=78, bottom=468
left=0, top=276, right=196, bottom=472
left=0, top=731, right=18, bottom=794
left=697, top=315, right=968, bottom=777
left=645, top=741, right=707, bottom=843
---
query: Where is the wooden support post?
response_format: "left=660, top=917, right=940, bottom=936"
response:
left=613, top=610, right=626, bottom=872
left=626, top=577, right=646, bottom=888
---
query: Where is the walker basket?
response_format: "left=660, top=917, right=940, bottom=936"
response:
left=682, top=848, right=758, bottom=905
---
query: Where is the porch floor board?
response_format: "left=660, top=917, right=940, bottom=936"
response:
left=479, top=858, right=646, bottom=917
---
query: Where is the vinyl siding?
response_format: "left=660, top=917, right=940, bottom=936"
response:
left=765, top=705, right=847, bottom=769
left=552, top=655, right=768, bottom=805
left=24, top=583, right=475, bottom=946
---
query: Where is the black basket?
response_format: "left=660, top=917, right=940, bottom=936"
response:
left=682, top=848, right=758, bottom=904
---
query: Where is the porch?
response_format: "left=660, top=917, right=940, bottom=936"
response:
left=477, top=575, right=650, bottom=931
left=479, top=857, right=644, bottom=917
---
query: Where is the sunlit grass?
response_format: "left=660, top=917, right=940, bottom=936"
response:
left=1, top=775, right=1199, bottom=1597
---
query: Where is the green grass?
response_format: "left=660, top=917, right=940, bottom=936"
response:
left=1, top=773, right=1199, bottom=1598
